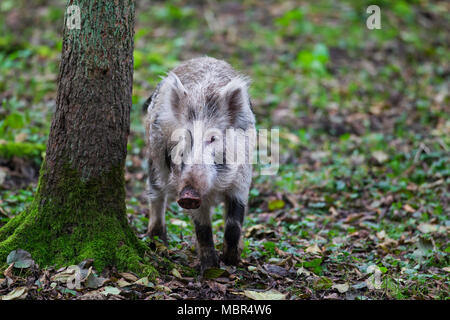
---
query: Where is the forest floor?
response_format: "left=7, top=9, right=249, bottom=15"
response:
left=0, top=1, right=449, bottom=300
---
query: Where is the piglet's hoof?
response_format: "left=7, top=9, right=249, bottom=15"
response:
left=200, top=252, right=219, bottom=275
left=221, top=244, right=242, bottom=266
left=146, top=227, right=167, bottom=245
left=221, top=248, right=240, bottom=266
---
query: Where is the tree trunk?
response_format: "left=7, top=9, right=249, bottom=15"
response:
left=0, top=0, right=151, bottom=273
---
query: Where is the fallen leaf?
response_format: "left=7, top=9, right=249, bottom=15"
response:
left=0, top=168, right=6, bottom=185
left=215, top=277, right=230, bottom=283
left=376, top=230, right=386, bottom=240
left=155, top=285, right=172, bottom=293
left=244, top=224, right=278, bottom=239
left=268, top=199, right=285, bottom=211
left=279, top=131, right=300, bottom=144
left=352, top=281, right=367, bottom=290
left=14, top=132, right=27, bottom=143
left=171, top=268, right=182, bottom=279
left=264, top=264, right=289, bottom=277
left=310, top=151, right=330, bottom=161
left=85, top=267, right=108, bottom=289
left=305, top=244, right=322, bottom=255
left=377, top=238, right=398, bottom=252
left=203, top=268, right=225, bottom=279
left=366, top=265, right=382, bottom=290
left=403, top=204, right=416, bottom=213
left=60, top=288, right=77, bottom=296
left=51, top=265, right=80, bottom=284
left=7, top=249, right=34, bottom=268
left=329, top=206, right=338, bottom=217
left=101, top=286, right=121, bottom=296
left=417, top=223, right=445, bottom=234
left=243, top=289, right=286, bottom=300
left=372, top=151, right=388, bottom=164
left=412, top=237, right=434, bottom=262
left=3, top=264, right=14, bottom=278
left=274, top=247, right=290, bottom=258
left=324, top=293, right=339, bottom=299
left=296, top=267, right=311, bottom=277
left=207, top=280, right=227, bottom=294
left=1, top=286, right=28, bottom=300
left=170, top=218, right=188, bottom=228
left=366, top=274, right=382, bottom=290
left=80, top=290, right=106, bottom=300
left=117, top=278, right=132, bottom=288
left=119, top=272, right=138, bottom=282
left=268, top=257, right=281, bottom=264
left=134, top=277, right=150, bottom=286
left=332, top=283, right=349, bottom=293
left=344, top=213, right=364, bottom=223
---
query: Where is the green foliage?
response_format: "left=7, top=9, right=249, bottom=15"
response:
left=0, top=142, right=45, bottom=160
left=296, top=44, right=330, bottom=76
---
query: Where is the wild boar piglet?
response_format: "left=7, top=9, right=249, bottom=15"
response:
left=144, top=56, right=255, bottom=272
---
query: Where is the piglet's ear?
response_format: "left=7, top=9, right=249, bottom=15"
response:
left=163, top=71, right=187, bottom=111
left=219, top=77, right=251, bottom=123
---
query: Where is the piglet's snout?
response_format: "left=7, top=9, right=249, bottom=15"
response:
left=177, top=187, right=201, bottom=209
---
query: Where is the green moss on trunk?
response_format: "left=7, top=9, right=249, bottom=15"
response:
left=0, top=161, right=156, bottom=277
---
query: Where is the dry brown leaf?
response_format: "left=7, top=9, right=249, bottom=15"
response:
left=332, top=283, right=349, bottom=293
left=243, top=289, right=286, bottom=300
left=305, top=244, right=322, bottom=255
left=376, top=230, right=386, bottom=240
left=117, top=278, right=132, bottom=288
left=119, top=272, right=138, bottom=282
left=1, top=286, right=28, bottom=300
left=3, top=263, right=14, bottom=278
left=171, top=268, right=182, bottom=279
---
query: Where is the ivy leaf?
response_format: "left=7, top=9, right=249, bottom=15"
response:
left=6, top=249, right=34, bottom=269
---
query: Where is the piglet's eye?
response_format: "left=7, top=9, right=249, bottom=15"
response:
left=207, top=136, right=216, bottom=144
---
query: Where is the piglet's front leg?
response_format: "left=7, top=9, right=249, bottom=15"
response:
left=193, top=211, right=219, bottom=273
left=222, top=197, right=245, bottom=265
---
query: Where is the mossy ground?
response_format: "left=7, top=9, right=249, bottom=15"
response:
left=0, top=161, right=157, bottom=278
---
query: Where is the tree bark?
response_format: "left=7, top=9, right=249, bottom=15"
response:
left=0, top=0, right=151, bottom=273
